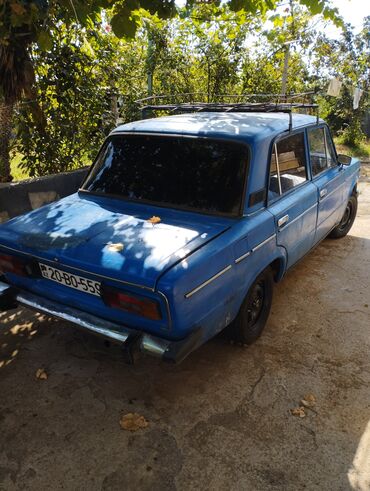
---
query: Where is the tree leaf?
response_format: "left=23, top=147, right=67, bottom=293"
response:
left=37, top=30, right=53, bottom=51
left=111, top=12, right=137, bottom=38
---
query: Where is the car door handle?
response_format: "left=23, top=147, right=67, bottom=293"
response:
left=320, top=188, right=328, bottom=199
left=277, top=214, right=289, bottom=228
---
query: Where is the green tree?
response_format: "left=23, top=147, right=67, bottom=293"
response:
left=0, top=0, right=342, bottom=181
left=313, top=17, right=370, bottom=145
left=0, top=0, right=175, bottom=181
left=16, top=25, right=120, bottom=176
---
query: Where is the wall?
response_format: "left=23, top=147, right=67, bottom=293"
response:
left=0, top=168, right=88, bottom=223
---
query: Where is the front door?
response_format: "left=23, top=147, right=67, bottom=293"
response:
left=307, top=125, right=346, bottom=242
left=267, top=130, right=318, bottom=269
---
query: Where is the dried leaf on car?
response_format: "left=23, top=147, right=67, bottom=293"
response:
left=120, top=412, right=149, bottom=431
left=147, top=216, right=161, bottom=224
left=107, top=243, right=124, bottom=252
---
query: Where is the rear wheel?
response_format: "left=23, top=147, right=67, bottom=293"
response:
left=226, top=267, right=273, bottom=345
left=328, top=194, right=357, bottom=239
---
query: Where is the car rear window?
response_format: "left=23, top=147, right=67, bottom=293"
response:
left=81, top=134, right=248, bottom=216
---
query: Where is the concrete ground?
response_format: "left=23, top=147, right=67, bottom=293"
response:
left=1, top=183, right=370, bottom=491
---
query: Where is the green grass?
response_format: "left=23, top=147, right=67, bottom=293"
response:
left=10, top=153, right=29, bottom=181
left=334, top=138, right=370, bottom=159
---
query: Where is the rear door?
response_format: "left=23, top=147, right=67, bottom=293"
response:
left=307, top=125, right=345, bottom=242
left=267, top=130, right=318, bottom=269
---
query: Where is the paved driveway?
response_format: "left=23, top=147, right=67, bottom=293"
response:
left=1, top=183, right=370, bottom=491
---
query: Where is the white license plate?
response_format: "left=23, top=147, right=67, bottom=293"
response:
left=39, top=263, right=101, bottom=297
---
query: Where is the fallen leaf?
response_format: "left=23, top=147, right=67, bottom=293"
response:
left=147, top=216, right=161, bottom=224
left=107, top=243, right=124, bottom=252
left=290, top=406, right=306, bottom=418
left=301, top=393, right=316, bottom=408
left=35, top=368, right=48, bottom=380
left=120, top=412, right=149, bottom=431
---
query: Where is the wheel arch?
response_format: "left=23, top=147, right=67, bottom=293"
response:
left=232, top=249, right=287, bottom=319
left=270, top=256, right=286, bottom=282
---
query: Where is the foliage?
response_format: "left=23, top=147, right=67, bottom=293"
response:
left=15, top=25, right=119, bottom=176
left=334, top=139, right=370, bottom=159
left=313, top=18, right=370, bottom=145
left=10, top=152, right=28, bottom=181
left=0, top=0, right=358, bottom=180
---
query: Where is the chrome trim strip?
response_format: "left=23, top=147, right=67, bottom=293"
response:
left=0, top=282, right=12, bottom=294
left=0, top=243, right=153, bottom=291
left=280, top=203, right=317, bottom=229
left=157, top=290, right=172, bottom=330
left=235, top=251, right=251, bottom=264
left=185, top=265, right=232, bottom=299
left=251, top=234, right=276, bottom=253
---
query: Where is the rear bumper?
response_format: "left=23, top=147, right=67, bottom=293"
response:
left=0, top=281, right=201, bottom=364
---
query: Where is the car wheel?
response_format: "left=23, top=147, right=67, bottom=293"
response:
left=328, top=194, right=357, bottom=239
left=226, top=267, right=273, bottom=345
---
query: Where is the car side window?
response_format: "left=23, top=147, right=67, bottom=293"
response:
left=308, top=127, right=327, bottom=176
left=325, top=127, right=337, bottom=168
left=269, top=132, right=307, bottom=200
left=308, top=126, right=337, bottom=175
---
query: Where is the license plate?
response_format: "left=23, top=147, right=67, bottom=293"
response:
left=39, top=263, right=101, bottom=297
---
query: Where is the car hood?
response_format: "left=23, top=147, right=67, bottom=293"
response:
left=0, top=193, right=233, bottom=289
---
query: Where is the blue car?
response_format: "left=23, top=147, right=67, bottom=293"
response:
left=0, top=104, right=360, bottom=363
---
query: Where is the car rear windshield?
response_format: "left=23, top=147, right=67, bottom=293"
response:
left=81, top=134, right=249, bottom=216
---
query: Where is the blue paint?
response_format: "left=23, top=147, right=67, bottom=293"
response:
left=0, top=112, right=360, bottom=352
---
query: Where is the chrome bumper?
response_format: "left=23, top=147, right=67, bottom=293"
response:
left=0, top=281, right=201, bottom=363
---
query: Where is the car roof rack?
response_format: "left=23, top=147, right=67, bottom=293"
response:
left=135, top=92, right=319, bottom=132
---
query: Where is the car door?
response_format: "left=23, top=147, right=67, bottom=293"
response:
left=307, top=125, right=345, bottom=243
left=267, top=130, right=318, bottom=269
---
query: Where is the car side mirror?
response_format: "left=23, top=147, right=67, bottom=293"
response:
left=337, top=154, right=352, bottom=166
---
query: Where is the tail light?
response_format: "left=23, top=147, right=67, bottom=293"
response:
left=0, top=254, right=27, bottom=277
left=102, top=286, right=162, bottom=321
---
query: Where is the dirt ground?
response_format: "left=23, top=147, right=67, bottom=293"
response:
left=1, top=183, right=370, bottom=491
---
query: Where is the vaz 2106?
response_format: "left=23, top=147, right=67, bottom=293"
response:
left=0, top=103, right=360, bottom=363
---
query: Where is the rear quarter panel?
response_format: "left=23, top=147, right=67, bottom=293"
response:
left=343, top=157, right=361, bottom=199
left=157, top=209, right=287, bottom=342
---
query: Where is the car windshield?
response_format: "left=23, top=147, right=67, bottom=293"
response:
left=81, top=134, right=249, bottom=216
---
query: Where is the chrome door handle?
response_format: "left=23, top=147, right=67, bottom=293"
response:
left=320, top=188, right=328, bottom=199
left=277, top=214, right=289, bottom=228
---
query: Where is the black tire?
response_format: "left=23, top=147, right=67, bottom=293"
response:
left=226, top=267, right=273, bottom=345
left=328, top=194, right=357, bottom=239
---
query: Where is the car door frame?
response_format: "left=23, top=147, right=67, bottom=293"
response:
left=266, top=127, right=318, bottom=269
left=306, top=123, right=346, bottom=244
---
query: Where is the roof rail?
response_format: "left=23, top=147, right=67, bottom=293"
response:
left=135, top=93, right=319, bottom=131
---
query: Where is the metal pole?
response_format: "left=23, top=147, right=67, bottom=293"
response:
left=281, top=44, right=289, bottom=101
left=147, top=33, right=154, bottom=97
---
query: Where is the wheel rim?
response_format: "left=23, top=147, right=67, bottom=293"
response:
left=247, top=281, right=265, bottom=327
left=338, top=201, right=352, bottom=231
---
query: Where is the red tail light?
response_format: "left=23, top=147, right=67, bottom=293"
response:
left=0, top=254, right=27, bottom=277
left=102, top=286, right=162, bottom=321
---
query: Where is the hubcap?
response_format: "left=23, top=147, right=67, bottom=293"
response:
left=247, top=281, right=265, bottom=327
left=338, top=202, right=352, bottom=231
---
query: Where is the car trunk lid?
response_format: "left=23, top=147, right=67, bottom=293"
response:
left=0, top=193, right=233, bottom=290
